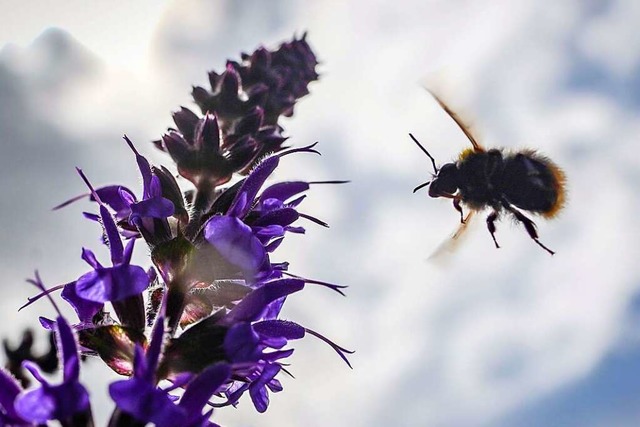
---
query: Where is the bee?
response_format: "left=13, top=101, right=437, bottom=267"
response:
left=411, top=91, right=566, bottom=255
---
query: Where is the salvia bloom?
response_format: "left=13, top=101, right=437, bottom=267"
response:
left=154, top=34, right=317, bottom=189
left=3, top=34, right=351, bottom=426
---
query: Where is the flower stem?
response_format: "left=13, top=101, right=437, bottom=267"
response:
left=185, top=182, right=215, bottom=239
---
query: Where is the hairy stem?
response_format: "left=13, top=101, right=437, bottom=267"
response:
left=184, top=182, right=215, bottom=240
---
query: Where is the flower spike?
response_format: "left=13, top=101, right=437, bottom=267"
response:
left=5, top=33, right=349, bottom=425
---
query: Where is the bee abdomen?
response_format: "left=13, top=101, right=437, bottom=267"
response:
left=501, top=152, right=566, bottom=216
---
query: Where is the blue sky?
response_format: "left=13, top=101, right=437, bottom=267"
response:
left=1, top=1, right=639, bottom=426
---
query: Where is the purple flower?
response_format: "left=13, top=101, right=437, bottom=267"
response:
left=193, top=34, right=318, bottom=128
left=73, top=169, right=150, bottom=303
left=156, top=277, right=349, bottom=413
left=0, top=367, right=29, bottom=425
left=204, top=214, right=268, bottom=277
left=202, top=154, right=279, bottom=278
left=221, top=316, right=352, bottom=412
left=202, top=146, right=331, bottom=281
left=177, top=363, right=230, bottom=427
left=14, top=316, right=91, bottom=424
left=123, top=136, right=178, bottom=245
left=225, top=360, right=283, bottom=413
left=9, top=33, right=350, bottom=426
left=55, top=137, right=181, bottom=245
left=157, top=34, right=317, bottom=188
left=157, top=108, right=286, bottom=188
left=109, top=315, right=231, bottom=427
left=74, top=221, right=150, bottom=303
left=109, top=316, right=186, bottom=427
left=60, top=277, right=103, bottom=324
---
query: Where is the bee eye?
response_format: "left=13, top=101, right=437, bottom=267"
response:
left=439, top=163, right=457, bottom=174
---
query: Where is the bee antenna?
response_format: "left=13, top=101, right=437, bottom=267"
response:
left=409, top=133, right=438, bottom=174
left=413, top=181, right=431, bottom=193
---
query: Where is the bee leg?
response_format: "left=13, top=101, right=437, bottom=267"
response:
left=453, top=197, right=465, bottom=223
left=486, top=211, right=500, bottom=248
left=505, top=206, right=555, bottom=255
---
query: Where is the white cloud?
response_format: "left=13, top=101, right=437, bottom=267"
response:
left=1, top=1, right=639, bottom=426
left=576, top=0, right=640, bottom=77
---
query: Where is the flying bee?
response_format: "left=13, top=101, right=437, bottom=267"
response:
left=411, top=91, right=566, bottom=255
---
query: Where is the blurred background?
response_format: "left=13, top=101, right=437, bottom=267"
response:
left=1, top=0, right=639, bottom=426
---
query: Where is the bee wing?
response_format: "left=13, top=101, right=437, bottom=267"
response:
left=429, top=210, right=476, bottom=261
left=426, top=88, right=485, bottom=152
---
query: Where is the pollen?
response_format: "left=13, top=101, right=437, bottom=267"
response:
left=457, top=147, right=476, bottom=161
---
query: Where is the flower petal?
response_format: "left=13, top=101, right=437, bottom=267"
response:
left=0, top=367, right=24, bottom=422
left=56, top=316, right=80, bottom=382
left=227, top=156, right=279, bottom=218
left=223, top=323, right=262, bottom=363
left=61, top=282, right=103, bottom=323
left=76, top=264, right=150, bottom=303
left=129, top=196, right=175, bottom=221
left=259, top=181, right=309, bottom=204
left=204, top=216, right=266, bottom=275
left=179, top=363, right=230, bottom=416
left=15, top=386, right=57, bottom=423
left=222, top=279, right=304, bottom=324
left=96, top=185, right=136, bottom=214
left=252, top=207, right=299, bottom=227
left=99, top=205, right=124, bottom=265
left=249, top=363, right=281, bottom=413
left=253, top=319, right=305, bottom=340
left=109, top=379, right=185, bottom=427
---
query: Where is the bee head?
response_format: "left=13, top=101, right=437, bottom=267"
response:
left=428, top=162, right=458, bottom=197
left=409, top=133, right=459, bottom=197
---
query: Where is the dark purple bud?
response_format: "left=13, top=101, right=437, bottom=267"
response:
left=246, top=83, right=269, bottom=107
left=234, top=107, right=264, bottom=136
left=152, top=166, right=189, bottom=223
left=163, top=131, right=191, bottom=157
left=207, top=70, right=221, bottom=90
left=172, top=107, right=200, bottom=140
left=163, top=34, right=319, bottom=182
left=225, top=135, right=258, bottom=170
left=218, top=65, right=240, bottom=103
left=250, top=47, right=271, bottom=70
left=191, top=85, right=211, bottom=107
left=112, top=294, right=146, bottom=332
left=196, top=113, right=221, bottom=153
